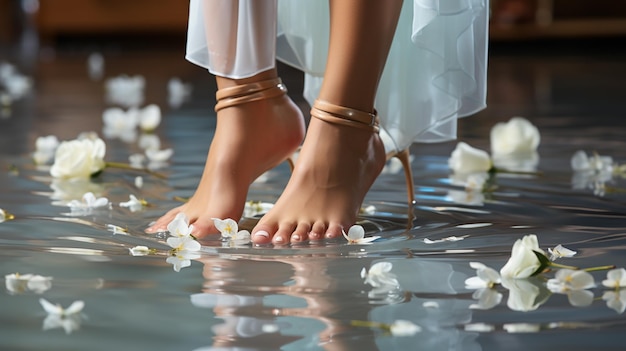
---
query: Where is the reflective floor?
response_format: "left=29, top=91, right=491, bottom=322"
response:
left=2, top=36, right=626, bottom=350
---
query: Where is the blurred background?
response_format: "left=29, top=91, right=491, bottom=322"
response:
left=2, top=0, right=626, bottom=46
left=1, top=0, right=626, bottom=152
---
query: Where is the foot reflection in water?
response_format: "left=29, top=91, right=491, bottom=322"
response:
left=189, top=255, right=482, bottom=351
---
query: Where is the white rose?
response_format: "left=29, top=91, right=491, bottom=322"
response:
left=500, top=234, right=546, bottom=279
left=50, top=138, right=106, bottom=179
left=448, top=142, right=492, bottom=174
left=501, top=277, right=549, bottom=312
left=490, top=117, right=540, bottom=156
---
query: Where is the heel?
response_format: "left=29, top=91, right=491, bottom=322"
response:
left=389, top=148, right=415, bottom=205
left=311, top=99, right=415, bottom=206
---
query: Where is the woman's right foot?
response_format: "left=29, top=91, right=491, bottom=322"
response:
left=146, top=85, right=304, bottom=237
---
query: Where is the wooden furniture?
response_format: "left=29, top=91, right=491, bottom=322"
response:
left=491, top=0, right=626, bottom=41
left=35, top=0, right=189, bottom=39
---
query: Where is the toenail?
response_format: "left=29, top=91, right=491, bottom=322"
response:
left=292, top=234, right=300, bottom=241
left=274, top=236, right=284, bottom=243
left=325, top=232, right=333, bottom=239
left=310, top=233, right=320, bottom=239
left=255, top=231, right=269, bottom=238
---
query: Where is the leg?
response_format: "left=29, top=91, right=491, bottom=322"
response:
left=251, top=0, right=403, bottom=244
left=146, top=1, right=305, bottom=236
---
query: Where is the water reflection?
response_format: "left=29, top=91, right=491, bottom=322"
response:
left=187, top=255, right=487, bottom=351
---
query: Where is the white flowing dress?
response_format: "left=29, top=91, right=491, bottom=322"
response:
left=186, top=0, right=489, bottom=152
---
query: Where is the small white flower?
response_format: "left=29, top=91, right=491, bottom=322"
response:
left=129, top=153, right=146, bottom=168
left=3, top=73, right=32, bottom=99
left=138, top=104, right=161, bottom=132
left=470, top=288, right=503, bottom=310
left=546, top=269, right=595, bottom=307
left=67, top=192, right=109, bottom=214
left=50, top=137, right=106, bottom=179
left=547, top=269, right=595, bottom=293
left=39, top=298, right=85, bottom=317
left=167, top=213, right=193, bottom=238
left=446, top=189, right=485, bottom=206
left=134, top=176, right=143, bottom=188
left=243, top=201, right=274, bottom=217
left=602, top=268, right=626, bottom=289
left=166, top=249, right=201, bottom=272
left=571, top=150, right=614, bottom=173
left=603, top=290, right=626, bottom=314
left=343, top=225, right=379, bottom=244
left=500, top=234, right=546, bottom=279
left=128, top=245, right=151, bottom=256
left=448, top=142, right=492, bottom=174
left=548, top=244, right=577, bottom=261
left=167, top=236, right=201, bottom=252
left=102, top=107, right=138, bottom=142
left=39, top=298, right=84, bottom=334
left=146, top=148, right=173, bottom=163
left=361, top=262, right=399, bottom=288
left=105, top=74, right=145, bottom=108
left=33, top=135, right=60, bottom=165
left=106, top=224, right=128, bottom=235
left=389, top=320, right=421, bottom=336
left=229, top=230, right=251, bottom=246
left=213, top=218, right=251, bottom=246
left=167, top=77, right=192, bottom=108
left=213, top=218, right=238, bottom=238
left=138, top=134, right=161, bottom=151
left=0, top=208, right=14, bottom=223
left=5, top=273, right=52, bottom=294
left=490, top=117, right=540, bottom=157
left=465, top=262, right=501, bottom=289
left=119, top=194, right=145, bottom=212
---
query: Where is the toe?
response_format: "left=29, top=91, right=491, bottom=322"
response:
left=309, top=221, right=327, bottom=241
left=189, top=217, right=219, bottom=238
left=325, top=223, right=344, bottom=240
left=291, top=223, right=311, bottom=243
left=272, top=223, right=296, bottom=245
left=145, top=208, right=181, bottom=233
left=251, top=224, right=277, bottom=245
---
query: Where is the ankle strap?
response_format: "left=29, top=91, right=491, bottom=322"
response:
left=215, top=78, right=287, bottom=112
left=310, top=100, right=379, bottom=132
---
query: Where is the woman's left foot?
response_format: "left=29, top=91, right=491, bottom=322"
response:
left=251, top=116, right=386, bottom=245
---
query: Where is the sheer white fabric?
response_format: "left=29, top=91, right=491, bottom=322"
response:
left=186, top=0, right=489, bottom=150
left=186, top=0, right=277, bottom=79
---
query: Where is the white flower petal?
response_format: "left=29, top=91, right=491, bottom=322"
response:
left=389, top=320, right=421, bottom=336
left=448, top=142, right=492, bottom=174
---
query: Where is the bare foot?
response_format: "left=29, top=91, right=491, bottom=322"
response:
left=250, top=117, right=386, bottom=245
left=146, top=93, right=304, bottom=237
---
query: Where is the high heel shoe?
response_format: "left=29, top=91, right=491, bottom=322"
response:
left=309, top=99, right=415, bottom=206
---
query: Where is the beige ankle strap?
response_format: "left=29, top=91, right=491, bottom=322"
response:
left=310, top=100, right=379, bottom=132
left=214, top=78, right=287, bottom=112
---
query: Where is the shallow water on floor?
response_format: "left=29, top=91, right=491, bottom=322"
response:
left=2, top=44, right=626, bottom=351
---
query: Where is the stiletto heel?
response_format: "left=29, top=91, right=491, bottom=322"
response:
left=389, top=148, right=416, bottom=205
left=310, top=99, right=415, bottom=206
